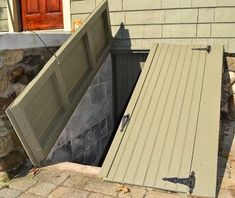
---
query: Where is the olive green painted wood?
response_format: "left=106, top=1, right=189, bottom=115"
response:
left=190, top=45, right=223, bottom=197
left=101, top=44, right=223, bottom=198
left=6, top=0, right=112, bottom=166
left=112, top=52, right=148, bottom=124
left=100, top=44, right=158, bottom=176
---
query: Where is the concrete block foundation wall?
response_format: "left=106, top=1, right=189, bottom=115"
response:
left=71, top=0, right=235, bottom=52
left=47, top=54, right=114, bottom=166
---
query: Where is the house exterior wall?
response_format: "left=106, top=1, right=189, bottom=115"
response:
left=0, top=0, right=8, bottom=32
left=71, top=0, right=235, bottom=53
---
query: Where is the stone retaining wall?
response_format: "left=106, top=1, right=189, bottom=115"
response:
left=0, top=47, right=58, bottom=171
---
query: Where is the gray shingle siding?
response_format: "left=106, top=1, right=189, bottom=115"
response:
left=70, top=0, right=235, bottom=52
left=0, top=0, right=8, bottom=32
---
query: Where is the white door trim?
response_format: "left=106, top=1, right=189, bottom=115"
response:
left=6, top=0, right=14, bottom=32
left=62, top=0, right=71, bottom=31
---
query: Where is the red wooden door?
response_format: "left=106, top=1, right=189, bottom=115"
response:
left=21, top=0, right=63, bottom=30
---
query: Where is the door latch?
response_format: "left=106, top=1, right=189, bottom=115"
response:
left=162, top=171, right=195, bottom=195
left=192, top=45, right=211, bottom=53
left=120, top=114, right=130, bottom=132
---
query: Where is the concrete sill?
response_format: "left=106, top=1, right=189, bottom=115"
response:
left=0, top=32, right=71, bottom=50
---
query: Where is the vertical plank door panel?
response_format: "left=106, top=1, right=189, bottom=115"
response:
left=101, top=44, right=223, bottom=198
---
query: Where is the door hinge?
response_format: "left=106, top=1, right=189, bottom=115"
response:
left=162, top=171, right=195, bottom=195
left=192, top=45, right=211, bottom=53
left=120, top=114, right=130, bottom=132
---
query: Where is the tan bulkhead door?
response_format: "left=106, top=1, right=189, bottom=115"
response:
left=6, top=0, right=112, bottom=166
left=101, top=44, right=223, bottom=198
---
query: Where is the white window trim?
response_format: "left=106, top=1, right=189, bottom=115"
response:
left=6, top=0, right=71, bottom=32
